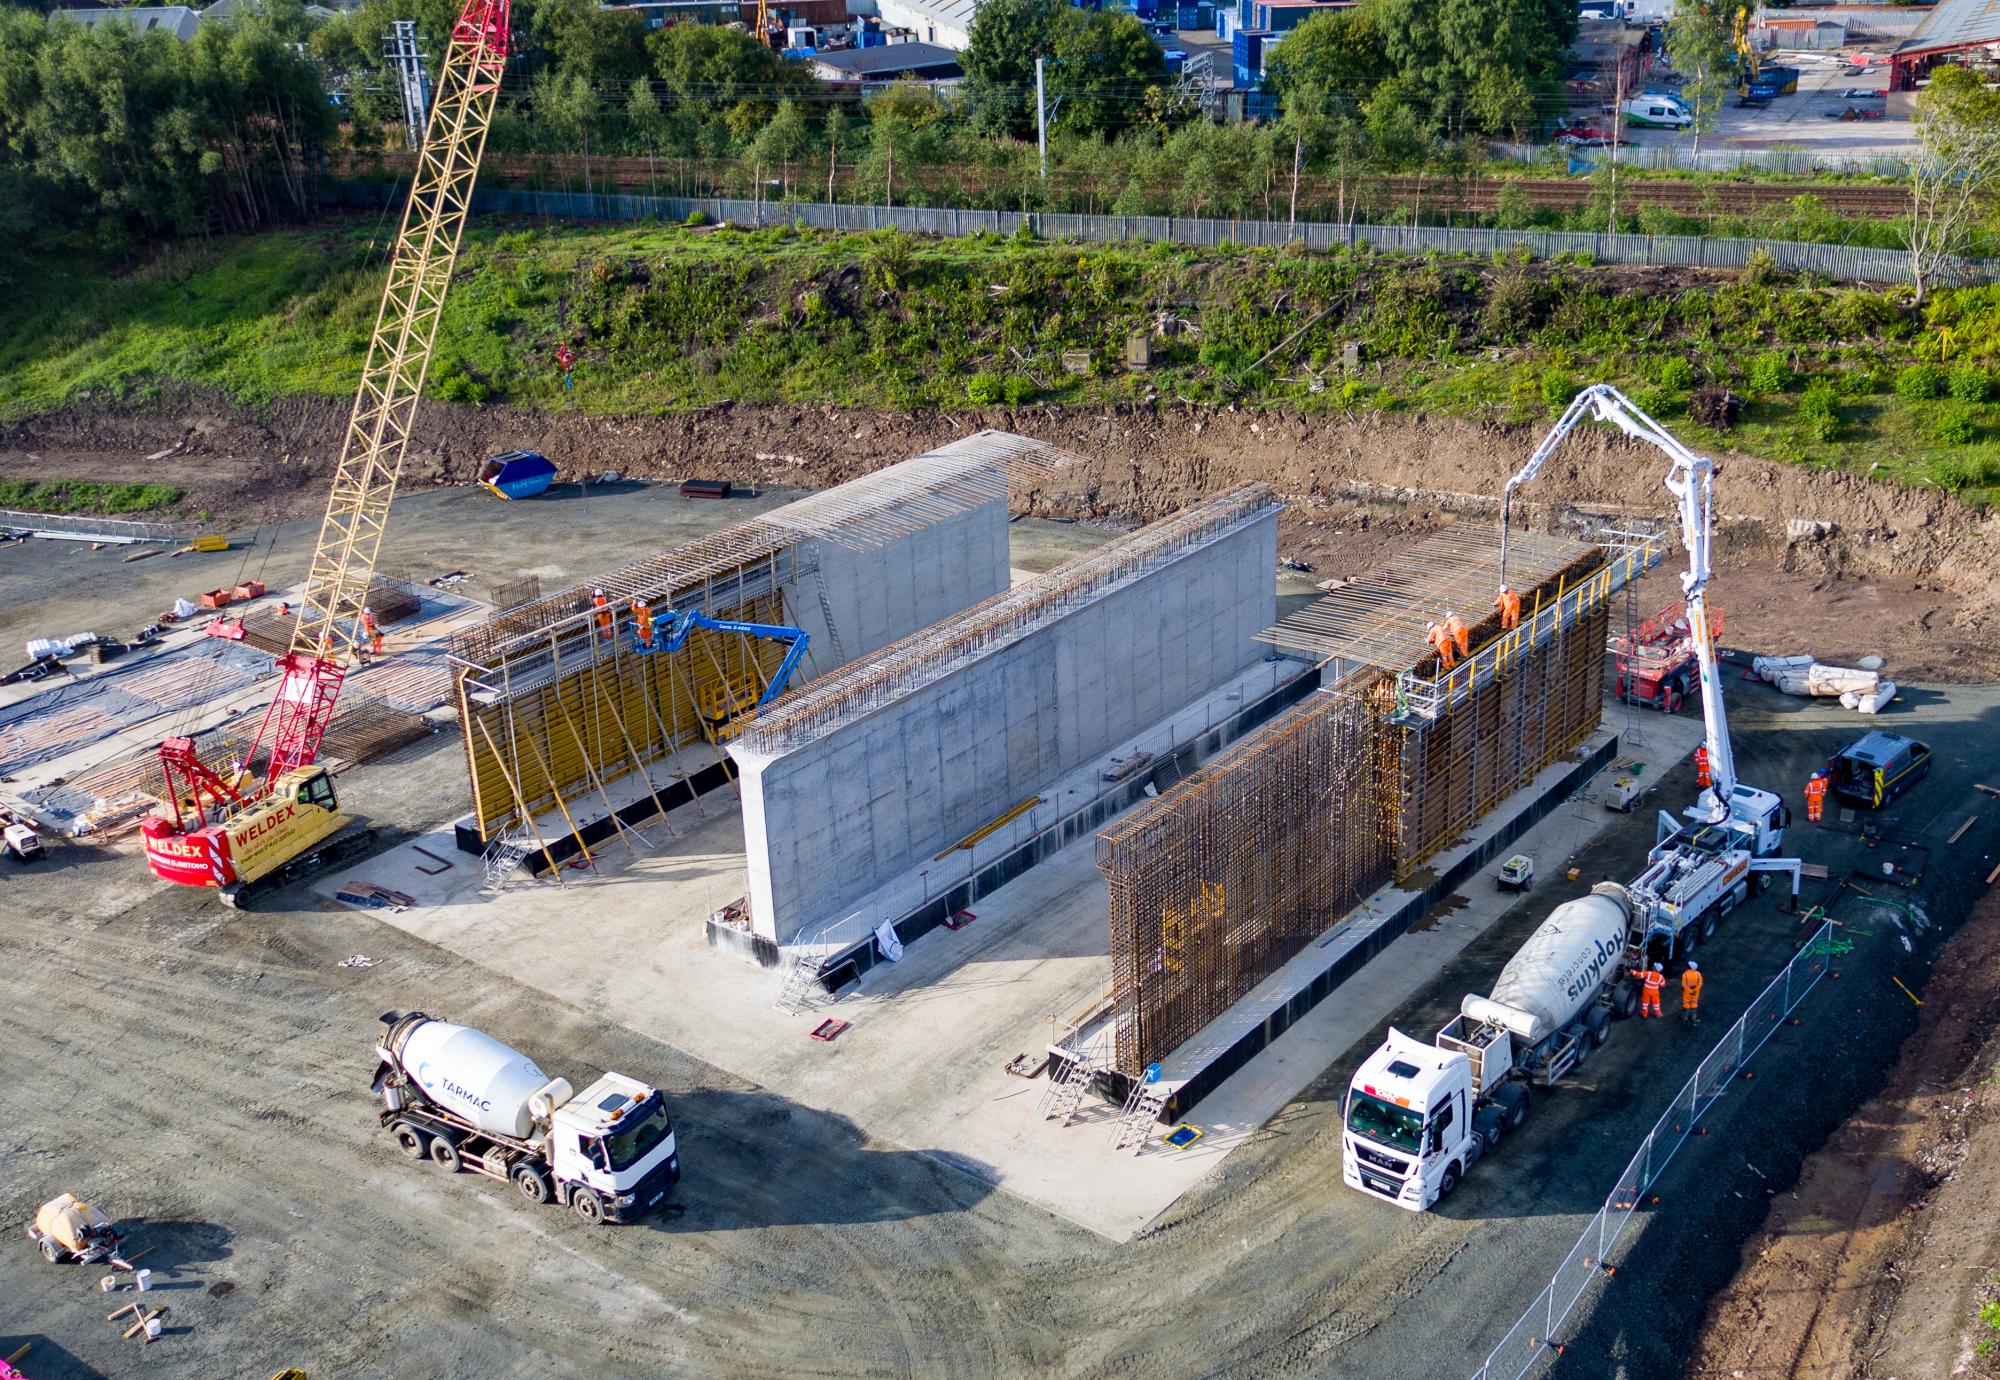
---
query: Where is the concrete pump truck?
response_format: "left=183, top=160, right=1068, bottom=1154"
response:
left=1343, top=386, right=1803, bottom=1212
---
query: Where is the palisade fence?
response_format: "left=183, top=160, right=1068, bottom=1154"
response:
left=1464, top=917, right=1836, bottom=1380
left=324, top=182, right=1986, bottom=288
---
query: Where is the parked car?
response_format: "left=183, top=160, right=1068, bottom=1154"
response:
left=1554, top=124, right=1613, bottom=146
left=1841, top=87, right=1884, bottom=99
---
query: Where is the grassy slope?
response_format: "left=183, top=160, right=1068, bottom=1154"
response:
left=6, top=218, right=2000, bottom=504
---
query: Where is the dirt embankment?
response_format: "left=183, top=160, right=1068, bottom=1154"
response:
left=1687, top=890, right=2000, bottom=1380
left=6, top=390, right=1999, bottom=677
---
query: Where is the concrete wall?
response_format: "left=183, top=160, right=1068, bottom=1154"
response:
left=734, top=508, right=1279, bottom=946
left=786, top=495, right=1008, bottom=676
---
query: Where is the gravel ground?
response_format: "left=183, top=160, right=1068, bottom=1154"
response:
left=2, top=667, right=1994, bottom=1378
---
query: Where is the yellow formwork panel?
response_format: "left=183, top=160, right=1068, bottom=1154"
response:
left=462, top=591, right=787, bottom=837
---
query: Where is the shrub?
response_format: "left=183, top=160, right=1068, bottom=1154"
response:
left=1540, top=368, right=1577, bottom=415
left=1934, top=408, right=1979, bottom=445
left=1797, top=379, right=1840, bottom=443
left=683, top=209, right=709, bottom=227
left=1336, top=379, right=1365, bottom=409
left=1896, top=363, right=1947, bottom=401
left=1748, top=352, right=1794, bottom=394
left=965, top=372, right=1004, bottom=406
left=1743, top=248, right=1781, bottom=286
left=1002, top=374, right=1036, bottom=406
left=1657, top=357, right=1695, bottom=390
left=1949, top=365, right=1992, bottom=403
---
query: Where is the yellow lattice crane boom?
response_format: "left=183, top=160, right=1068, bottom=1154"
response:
left=143, top=0, right=512, bottom=903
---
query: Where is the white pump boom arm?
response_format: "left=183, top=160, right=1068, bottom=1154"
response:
left=1498, top=384, right=1735, bottom=821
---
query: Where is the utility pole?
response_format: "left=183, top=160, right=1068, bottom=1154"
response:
left=385, top=19, right=430, bottom=154
left=1036, top=55, right=1048, bottom=182
left=1609, top=64, right=1625, bottom=233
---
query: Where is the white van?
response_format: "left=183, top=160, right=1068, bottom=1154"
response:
left=1617, top=94, right=1693, bottom=128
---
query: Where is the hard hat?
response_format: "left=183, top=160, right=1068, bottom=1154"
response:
left=1686, top=960, right=1698, bottom=971
left=1652, top=962, right=1664, bottom=972
left=1499, top=584, right=1510, bottom=593
left=594, top=588, right=605, bottom=597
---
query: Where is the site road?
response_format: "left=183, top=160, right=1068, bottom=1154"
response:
left=1, top=679, right=1992, bottom=1379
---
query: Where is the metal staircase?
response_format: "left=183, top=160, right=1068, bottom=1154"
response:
left=1110, top=1079, right=1170, bottom=1153
left=775, top=916, right=845, bottom=1015
left=479, top=826, right=537, bottom=893
left=814, top=574, right=848, bottom=667
left=1040, top=1051, right=1103, bottom=1127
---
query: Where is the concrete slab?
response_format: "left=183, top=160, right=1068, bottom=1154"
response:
left=322, top=691, right=1706, bottom=1243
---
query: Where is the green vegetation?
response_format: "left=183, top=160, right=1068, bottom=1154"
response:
left=0, top=480, right=187, bottom=515
left=12, top=221, right=2000, bottom=508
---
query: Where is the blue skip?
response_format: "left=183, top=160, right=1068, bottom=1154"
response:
left=477, top=450, right=558, bottom=500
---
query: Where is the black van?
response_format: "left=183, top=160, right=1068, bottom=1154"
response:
left=1828, top=731, right=1931, bottom=810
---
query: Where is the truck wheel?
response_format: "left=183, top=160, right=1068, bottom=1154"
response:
left=428, top=1136, right=463, bottom=1173
left=1700, top=910, right=1718, bottom=942
left=514, top=1165, right=552, bottom=1205
left=1588, top=1009, right=1613, bottom=1048
left=1505, top=1092, right=1531, bottom=1132
left=39, top=1238, right=64, bottom=1264
left=391, top=1121, right=430, bottom=1160
left=1437, top=1164, right=1461, bottom=1201
left=1615, top=983, right=1640, bottom=1020
left=571, top=1188, right=607, bottom=1225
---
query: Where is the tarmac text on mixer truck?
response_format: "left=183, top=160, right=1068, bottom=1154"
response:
left=372, top=1011, right=681, bottom=1224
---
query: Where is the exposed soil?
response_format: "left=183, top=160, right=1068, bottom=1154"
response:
left=1687, top=890, right=2000, bottom=1380
left=4, top=390, right=1998, bottom=679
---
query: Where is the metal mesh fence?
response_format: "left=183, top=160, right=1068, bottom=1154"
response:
left=1464, top=918, right=1833, bottom=1380
left=324, top=181, right=1993, bottom=289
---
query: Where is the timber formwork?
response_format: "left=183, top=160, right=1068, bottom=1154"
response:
left=1097, top=522, right=1667, bottom=1077
left=450, top=431, right=1076, bottom=842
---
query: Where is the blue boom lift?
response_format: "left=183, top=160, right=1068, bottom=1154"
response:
left=629, top=606, right=811, bottom=725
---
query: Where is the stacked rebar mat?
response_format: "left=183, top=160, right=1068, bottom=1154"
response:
left=1098, top=523, right=1659, bottom=1078
left=449, top=431, right=1080, bottom=842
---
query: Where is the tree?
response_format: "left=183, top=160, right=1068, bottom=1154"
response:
left=749, top=95, right=809, bottom=196
left=648, top=23, right=814, bottom=119
left=1910, top=65, right=2000, bottom=302
left=1664, top=2, right=1731, bottom=160
left=1046, top=11, right=1165, bottom=137
left=1265, top=2, right=1387, bottom=115
left=961, top=0, right=1072, bottom=138
left=1374, top=0, right=1573, bottom=134
left=1468, top=68, right=1532, bottom=144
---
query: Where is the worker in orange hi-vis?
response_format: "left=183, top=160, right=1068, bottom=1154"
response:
left=1494, top=584, right=1521, bottom=630
left=1444, top=610, right=1470, bottom=658
left=1630, top=961, right=1666, bottom=1019
left=1425, top=620, right=1457, bottom=670
left=1694, top=744, right=1711, bottom=790
left=360, top=607, right=383, bottom=657
left=592, top=588, right=612, bottom=641
left=1680, top=961, right=1703, bottom=1026
left=632, top=597, right=654, bottom=648
left=1805, top=770, right=1827, bottom=824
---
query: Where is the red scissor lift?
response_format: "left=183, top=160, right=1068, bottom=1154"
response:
left=1612, top=596, right=1723, bottom=713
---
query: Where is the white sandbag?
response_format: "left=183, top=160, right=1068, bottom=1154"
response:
left=171, top=597, right=198, bottom=619
left=1806, top=663, right=1879, bottom=697
left=1857, top=679, right=1897, bottom=714
left=1753, top=653, right=1814, bottom=684
left=1840, top=689, right=1861, bottom=710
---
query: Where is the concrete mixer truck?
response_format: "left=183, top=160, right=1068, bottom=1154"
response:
left=1342, top=884, right=1639, bottom=1212
left=371, top=1012, right=680, bottom=1224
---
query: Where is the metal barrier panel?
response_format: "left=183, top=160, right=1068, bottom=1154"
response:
left=1548, top=1214, right=1608, bottom=1336
left=1463, top=921, right=1834, bottom=1380
left=341, top=180, right=1994, bottom=287
left=1481, top=1293, right=1558, bottom=1380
